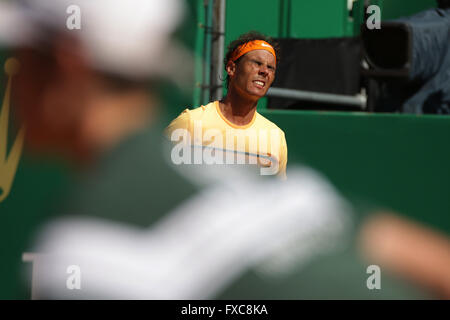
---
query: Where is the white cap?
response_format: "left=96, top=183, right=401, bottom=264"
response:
left=0, top=0, right=186, bottom=79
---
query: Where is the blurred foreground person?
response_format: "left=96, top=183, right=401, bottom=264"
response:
left=0, top=0, right=200, bottom=296
left=0, top=0, right=202, bottom=223
left=0, top=0, right=447, bottom=300
left=360, top=213, right=450, bottom=299
left=0, top=0, right=185, bottom=164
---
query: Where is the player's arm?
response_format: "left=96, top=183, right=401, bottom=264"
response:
left=278, top=131, right=288, bottom=179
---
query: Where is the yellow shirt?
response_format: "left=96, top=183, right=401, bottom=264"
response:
left=166, top=101, right=288, bottom=178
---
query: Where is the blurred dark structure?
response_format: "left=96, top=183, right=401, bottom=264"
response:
left=267, top=37, right=364, bottom=112
left=438, top=0, right=450, bottom=8
left=263, top=1, right=450, bottom=114
left=362, top=7, right=450, bottom=114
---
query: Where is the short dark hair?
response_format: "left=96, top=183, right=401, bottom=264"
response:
left=223, top=31, right=280, bottom=88
left=437, top=0, right=450, bottom=8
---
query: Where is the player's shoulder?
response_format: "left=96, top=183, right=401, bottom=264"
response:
left=185, top=101, right=217, bottom=119
left=168, top=101, right=217, bottom=133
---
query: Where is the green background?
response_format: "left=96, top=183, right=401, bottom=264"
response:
left=1, top=0, right=447, bottom=299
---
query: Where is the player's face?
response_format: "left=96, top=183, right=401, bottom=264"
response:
left=228, top=49, right=276, bottom=100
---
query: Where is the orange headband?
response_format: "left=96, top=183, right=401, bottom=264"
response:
left=229, top=40, right=276, bottom=64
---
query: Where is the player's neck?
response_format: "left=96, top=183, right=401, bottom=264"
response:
left=219, top=90, right=258, bottom=126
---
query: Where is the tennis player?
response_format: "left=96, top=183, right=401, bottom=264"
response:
left=167, top=31, right=288, bottom=178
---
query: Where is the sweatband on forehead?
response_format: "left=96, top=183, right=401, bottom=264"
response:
left=229, top=40, right=276, bottom=64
